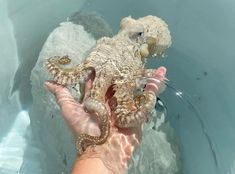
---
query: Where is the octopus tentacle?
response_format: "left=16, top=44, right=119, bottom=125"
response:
left=114, top=91, right=156, bottom=128
left=76, top=70, right=112, bottom=154
left=76, top=98, right=110, bottom=155
left=44, top=56, right=90, bottom=85
left=114, top=69, right=167, bottom=127
left=114, top=76, right=160, bottom=128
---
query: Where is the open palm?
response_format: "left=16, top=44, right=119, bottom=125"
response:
left=45, top=66, right=167, bottom=172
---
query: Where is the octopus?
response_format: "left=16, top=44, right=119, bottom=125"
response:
left=44, top=15, right=172, bottom=154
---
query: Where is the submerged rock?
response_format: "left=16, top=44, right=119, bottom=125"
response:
left=29, top=22, right=96, bottom=174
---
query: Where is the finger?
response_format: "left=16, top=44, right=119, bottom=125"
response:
left=145, top=66, right=167, bottom=94
left=44, top=81, right=66, bottom=95
left=84, top=79, right=93, bottom=94
left=44, top=81, right=80, bottom=107
left=83, top=69, right=95, bottom=99
left=152, top=66, right=167, bottom=79
left=44, top=81, right=101, bottom=136
left=45, top=81, right=85, bottom=124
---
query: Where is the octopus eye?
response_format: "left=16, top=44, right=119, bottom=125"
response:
left=129, top=31, right=144, bottom=41
left=138, top=32, right=143, bottom=36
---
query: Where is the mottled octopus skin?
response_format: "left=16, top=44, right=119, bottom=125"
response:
left=44, top=15, right=171, bottom=155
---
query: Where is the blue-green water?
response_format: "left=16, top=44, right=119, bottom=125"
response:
left=1, top=0, right=235, bottom=173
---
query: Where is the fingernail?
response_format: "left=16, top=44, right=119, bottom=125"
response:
left=156, top=66, right=167, bottom=76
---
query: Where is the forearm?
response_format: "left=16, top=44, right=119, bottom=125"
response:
left=72, top=156, right=111, bottom=174
left=72, top=143, right=131, bottom=174
left=72, top=127, right=140, bottom=174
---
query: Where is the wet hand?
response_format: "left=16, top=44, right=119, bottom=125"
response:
left=44, top=66, right=167, bottom=173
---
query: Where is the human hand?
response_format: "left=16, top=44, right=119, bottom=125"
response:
left=45, top=72, right=101, bottom=137
left=44, top=66, right=167, bottom=173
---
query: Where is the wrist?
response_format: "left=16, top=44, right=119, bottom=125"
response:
left=77, top=129, right=139, bottom=174
left=78, top=143, right=129, bottom=174
left=72, top=155, right=110, bottom=174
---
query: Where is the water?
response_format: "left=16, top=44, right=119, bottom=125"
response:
left=163, top=83, right=219, bottom=173
left=1, top=0, right=235, bottom=173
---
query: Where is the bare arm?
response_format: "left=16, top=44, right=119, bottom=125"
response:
left=72, top=158, right=111, bottom=174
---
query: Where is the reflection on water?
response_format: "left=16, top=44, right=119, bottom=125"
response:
left=164, top=83, right=219, bottom=172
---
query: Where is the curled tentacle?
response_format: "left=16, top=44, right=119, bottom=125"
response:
left=76, top=98, right=110, bottom=155
left=114, top=90, right=156, bottom=128
left=44, top=56, right=91, bottom=85
left=114, top=67, right=167, bottom=128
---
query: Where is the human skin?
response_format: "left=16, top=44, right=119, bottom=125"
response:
left=45, top=66, right=167, bottom=174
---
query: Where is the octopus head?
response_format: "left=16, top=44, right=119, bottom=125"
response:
left=119, top=15, right=172, bottom=58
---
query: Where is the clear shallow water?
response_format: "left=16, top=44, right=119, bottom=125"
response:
left=1, top=0, right=235, bottom=173
left=163, top=84, right=219, bottom=173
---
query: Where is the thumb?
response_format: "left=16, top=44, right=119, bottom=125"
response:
left=44, top=81, right=65, bottom=94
